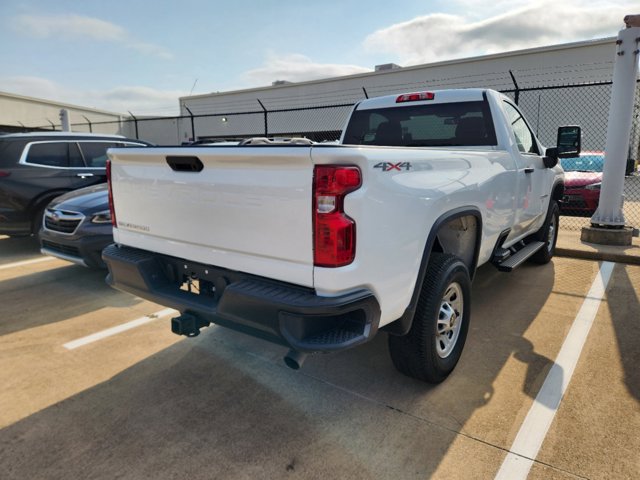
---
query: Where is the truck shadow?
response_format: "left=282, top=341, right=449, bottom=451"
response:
left=0, top=338, right=464, bottom=480
left=0, top=262, right=567, bottom=479
left=0, top=265, right=141, bottom=336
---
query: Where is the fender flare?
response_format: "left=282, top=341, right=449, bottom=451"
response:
left=382, top=206, right=483, bottom=336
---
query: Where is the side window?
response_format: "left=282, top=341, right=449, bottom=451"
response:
left=25, top=143, right=69, bottom=167
left=69, top=142, right=86, bottom=167
left=78, top=142, right=118, bottom=168
left=503, top=102, right=539, bottom=154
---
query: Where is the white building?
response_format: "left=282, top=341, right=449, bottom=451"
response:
left=0, top=91, right=129, bottom=135
left=178, top=37, right=622, bottom=150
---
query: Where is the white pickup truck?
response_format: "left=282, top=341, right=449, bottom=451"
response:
left=103, top=89, right=580, bottom=383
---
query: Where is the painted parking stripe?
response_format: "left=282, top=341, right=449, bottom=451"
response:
left=63, top=308, right=178, bottom=350
left=495, top=261, right=615, bottom=480
left=0, top=257, right=55, bottom=271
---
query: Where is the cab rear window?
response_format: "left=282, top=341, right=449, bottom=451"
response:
left=343, top=101, right=496, bottom=147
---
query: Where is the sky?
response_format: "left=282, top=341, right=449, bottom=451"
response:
left=0, top=0, right=634, bottom=117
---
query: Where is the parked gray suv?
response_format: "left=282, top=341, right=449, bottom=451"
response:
left=0, top=132, right=148, bottom=236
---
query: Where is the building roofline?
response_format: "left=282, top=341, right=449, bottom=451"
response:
left=181, top=36, right=616, bottom=102
left=0, top=91, right=127, bottom=117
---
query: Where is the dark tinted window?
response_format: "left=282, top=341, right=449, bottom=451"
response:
left=343, top=101, right=497, bottom=147
left=26, top=142, right=69, bottom=167
left=68, top=142, right=85, bottom=167
left=78, top=142, right=118, bottom=168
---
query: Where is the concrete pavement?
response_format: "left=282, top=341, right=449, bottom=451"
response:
left=0, top=235, right=638, bottom=479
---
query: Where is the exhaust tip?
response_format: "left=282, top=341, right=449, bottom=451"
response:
left=284, top=349, right=307, bottom=370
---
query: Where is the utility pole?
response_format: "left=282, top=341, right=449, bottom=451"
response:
left=583, top=15, right=640, bottom=246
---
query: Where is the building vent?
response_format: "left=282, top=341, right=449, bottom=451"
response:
left=375, top=63, right=402, bottom=72
left=272, top=80, right=293, bottom=86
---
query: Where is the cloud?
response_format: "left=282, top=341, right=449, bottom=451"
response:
left=364, top=0, right=633, bottom=64
left=243, top=53, right=370, bottom=86
left=0, top=76, right=186, bottom=119
left=15, top=14, right=172, bottom=60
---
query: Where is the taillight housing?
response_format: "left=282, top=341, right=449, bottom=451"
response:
left=106, top=159, right=117, bottom=228
left=313, top=165, right=361, bottom=267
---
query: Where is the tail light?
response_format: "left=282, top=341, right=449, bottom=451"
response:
left=0, top=171, right=10, bottom=177
left=106, top=159, right=117, bottom=228
left=396, top=91, right=435, bottom=103
left=313, top=165, right=361, bottom=267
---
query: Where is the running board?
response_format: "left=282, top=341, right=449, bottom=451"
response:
left=494, top=241, right=545, bottom=272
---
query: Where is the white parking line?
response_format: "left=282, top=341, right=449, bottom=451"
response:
left=494, top=261, right=615, bottom=480
left=63, top=308, right=178, bottom=350
left=0, top=257, right=55, bottom=271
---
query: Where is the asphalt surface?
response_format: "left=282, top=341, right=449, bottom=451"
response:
left=1, top=235, right=639, bottom=479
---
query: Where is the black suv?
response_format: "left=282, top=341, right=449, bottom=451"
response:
left=0, top=133, right=148, bottom=236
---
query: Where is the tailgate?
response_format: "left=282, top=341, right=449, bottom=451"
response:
left=108, top=146, right=314, bottom=287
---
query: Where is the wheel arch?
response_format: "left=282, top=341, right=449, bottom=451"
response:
left=382, top=206, right=482, bottom=336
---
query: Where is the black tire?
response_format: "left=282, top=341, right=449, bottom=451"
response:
left=530, top=200, right=559, bottom=264
left=388, top=253, right=471, bottom=383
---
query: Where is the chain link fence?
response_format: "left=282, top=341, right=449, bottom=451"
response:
left=24, top=78, right=640, bottom=231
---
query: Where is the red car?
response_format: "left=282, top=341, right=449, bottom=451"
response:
left=560, top=152, right=604, bottom=216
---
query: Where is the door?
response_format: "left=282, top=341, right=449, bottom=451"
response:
left=70, top=141, right=114, bottom=188
left=503, top=101, right=548, bottom=237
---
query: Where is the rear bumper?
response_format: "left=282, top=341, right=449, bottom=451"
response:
left=103, top=244, right=381, bottom=353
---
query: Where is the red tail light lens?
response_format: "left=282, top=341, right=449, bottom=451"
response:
left=0, top=171, right=10, bottom=178
left=396, top=91, right=435, bottom=103
left=106, top=159, right=117, bottom=228
left=313, top=166, right=361, bottom=267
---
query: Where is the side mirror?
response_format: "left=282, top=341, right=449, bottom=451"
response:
left=556, top=125, right=581, bottom=158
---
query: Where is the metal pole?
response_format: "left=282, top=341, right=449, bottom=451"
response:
left=257, top=99, right=268, bottom=136
left=591, top=26, right=640, bottom=227
left=509, top=70, right=520, bottom=105
left=128, top=111, right=139, bottom=139
left=362, top=87, right=369, bottom=99
left=184, top=106, right=196, bottom=141
left=82, top=115, right=93, bottom=133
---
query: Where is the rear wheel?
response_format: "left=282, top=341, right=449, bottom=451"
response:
left=388, top=253, right=471, bottom=383
left=531, top=200, right=559, bottom=264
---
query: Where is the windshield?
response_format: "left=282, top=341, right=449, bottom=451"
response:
left=342, top=100, right=497, bottom=147
left=560, top=153, right=605, bottom=172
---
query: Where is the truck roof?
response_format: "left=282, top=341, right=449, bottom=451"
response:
left=355, top=88, right=490, bottom=111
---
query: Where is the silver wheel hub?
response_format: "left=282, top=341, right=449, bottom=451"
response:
left=436, top=282, right=464, bottom=358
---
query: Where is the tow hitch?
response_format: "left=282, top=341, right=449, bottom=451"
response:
left=171, top=313, right=210, bottom=337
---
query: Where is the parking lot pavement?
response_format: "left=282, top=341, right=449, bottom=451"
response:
left=0, top=235, right=639, bottom=479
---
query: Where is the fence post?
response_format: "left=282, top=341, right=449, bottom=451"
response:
left=184, top=106, right=196, bottom=141
left=82, top=115, right=93, bottom=133
left=128, top=111, right=139, bottom=139
left=509, top=70, right=520, bottom=105
left=257, top=99, right=268, bottom=136
left=584, top=20, right=640, bottom=245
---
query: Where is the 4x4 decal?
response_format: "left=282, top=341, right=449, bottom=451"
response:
left=374, top=162, right=412, bottom=172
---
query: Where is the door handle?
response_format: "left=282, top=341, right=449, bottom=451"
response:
left=77, top=173, right=94, bottom=178
left=524, top=168, right=534, bottom=174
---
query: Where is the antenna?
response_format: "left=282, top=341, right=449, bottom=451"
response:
left=189, top=78, right=198, bottom=97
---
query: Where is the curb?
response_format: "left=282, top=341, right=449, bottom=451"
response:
left=556, top=247, right=640, bottom=265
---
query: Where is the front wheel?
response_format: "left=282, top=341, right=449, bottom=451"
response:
left=531, top=200, right=559, bottom=264
left=388, top=253, right=471, bottom=383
